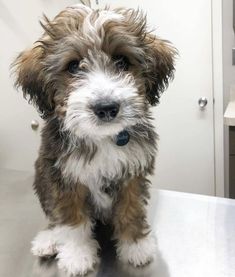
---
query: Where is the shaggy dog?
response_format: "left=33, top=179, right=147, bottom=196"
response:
left=13, top=4, right=175, bottom=276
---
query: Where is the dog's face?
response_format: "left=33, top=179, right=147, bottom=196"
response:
left=13, top=4, right=175, bottom=139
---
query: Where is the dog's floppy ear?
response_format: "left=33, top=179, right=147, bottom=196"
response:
left=12, top=46, right=54, bottom=118
left=144, top=34, right=177, bottom=105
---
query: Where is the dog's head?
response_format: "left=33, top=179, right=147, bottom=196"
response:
left=13, top=4, right=176, bottom=139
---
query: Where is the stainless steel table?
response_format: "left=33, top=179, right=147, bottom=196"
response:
left=1, top=168, right=235, bottom=277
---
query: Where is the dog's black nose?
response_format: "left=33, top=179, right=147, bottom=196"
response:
left=93, top=102, right=120, bottom=121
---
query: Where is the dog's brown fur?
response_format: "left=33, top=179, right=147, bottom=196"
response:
left=113, top=176, right=150, bottom=241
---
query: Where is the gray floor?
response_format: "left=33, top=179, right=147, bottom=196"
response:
left=1, top=168, right=235, bottom=277
left=0, top=169, right=45, bottom=277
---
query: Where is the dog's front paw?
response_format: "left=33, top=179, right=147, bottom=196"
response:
left=117, top=235, right=157, bottom=267
left=57, top=239, right=99, bottom=276
left=31, top=229, right=57, bottom=257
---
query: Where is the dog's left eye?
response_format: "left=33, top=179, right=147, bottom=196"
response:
left=112, top=55, right=130, bottom=71
left=67, top=60, right=80, bottom=74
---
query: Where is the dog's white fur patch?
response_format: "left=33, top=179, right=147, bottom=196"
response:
left=64, top=70, right=143, bottom=139
left=31, top=222, right=99, bottom=276
left=117, top=234, right=157, bottom=267
left=57, top=234, right=99, bottom=276
left=70, top=4, right=124, bottom=48
left=31, top=229, right=58, bottom=257
left=58, top=137, right=153, bottom=213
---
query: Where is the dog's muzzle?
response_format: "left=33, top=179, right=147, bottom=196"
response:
left=93, top=102, right=120, bottom=122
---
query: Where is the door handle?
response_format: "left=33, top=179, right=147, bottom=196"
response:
left=198, top=97, right=208, bottom=109
left=31, top=119, right=39, bottom=130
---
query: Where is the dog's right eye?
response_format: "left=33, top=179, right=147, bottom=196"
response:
left=112, top=55, right=130, bottom=71
left=67, top=60, right=80, bottom=74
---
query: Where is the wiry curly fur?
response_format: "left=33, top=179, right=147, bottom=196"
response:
left=12, top=4, right=176, bottom=276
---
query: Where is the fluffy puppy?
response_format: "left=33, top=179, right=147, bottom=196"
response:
left=13, top=4, right=175, bottom=276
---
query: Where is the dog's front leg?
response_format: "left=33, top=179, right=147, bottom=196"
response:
left=55, top=221, right=99, bottom=276
left=32, top=184, right=99, bottom=276
left=113, top=177, right=157, bottom=267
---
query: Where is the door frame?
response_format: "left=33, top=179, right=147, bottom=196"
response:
left=212, top=0, right=225, bottom=196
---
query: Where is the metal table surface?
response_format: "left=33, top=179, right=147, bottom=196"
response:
left=1, top=168, right=235, bottom=277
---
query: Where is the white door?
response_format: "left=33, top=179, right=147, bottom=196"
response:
left=1, top=0, right=215, bottom=196
left=91, top=0, right=215, bottom=195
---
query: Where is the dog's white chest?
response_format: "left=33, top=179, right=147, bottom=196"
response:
left=60, top=139, right=152, bottom=210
